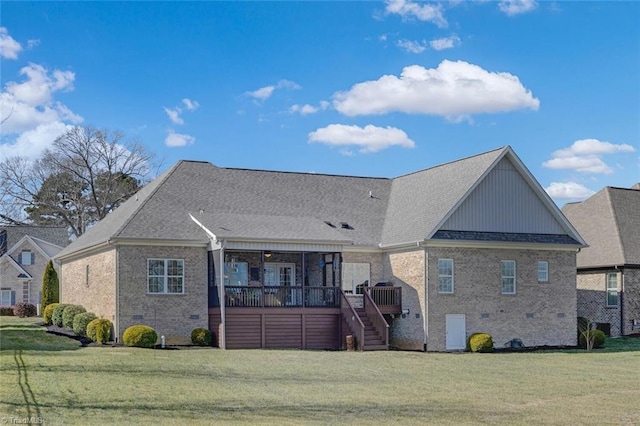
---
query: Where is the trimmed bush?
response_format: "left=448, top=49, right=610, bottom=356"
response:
left=579, top=329, right=606, bottom=349
left=87, top=318, right=113, bottom=344
left=191, top=327, right=212, bottom=346
left=468, top=333, right=494, bottom=353
left=52, top=303, right=71, bottom=327
left=73, top=312, right=97, bottom=336
left=0, top=306, right=14, bottom=316
left=123, top=325, right=158, bottom=348
left=62, top=305, right=86, bottom=329
left=41, top=260, right=59, bottom=313
left=43, top=303, right=59, bottom=325
left=13, top=302, right=37, bottom=317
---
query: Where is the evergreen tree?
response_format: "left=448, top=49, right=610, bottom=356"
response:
left=41, top=260, right=59, bottom=311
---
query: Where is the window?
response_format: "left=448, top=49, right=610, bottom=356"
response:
left=537, top=261, right=549, bottom=282
left=501, top=260, right=516, bottom=294
left=0, top=289, right=13, bottom=306
left=224, top=261, right=248, bottom=286
left=20, top=250, right=33, bottom=265
left=438, top=259, right=454, bottom=293
left=148, top=259, right=184, bottom=294
left=606, top=273, right=618, bottom=307
left=341, top=263, right=370, bottom=294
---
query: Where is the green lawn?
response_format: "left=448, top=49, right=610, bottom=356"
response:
left=1, top=317, right=639, bottom=425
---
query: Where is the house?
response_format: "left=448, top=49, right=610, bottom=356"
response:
left=0, top=226, right=68, bottom=308
left=55, top=146, right=585, bottom=351
left=562, top=184, right=640, bottom=336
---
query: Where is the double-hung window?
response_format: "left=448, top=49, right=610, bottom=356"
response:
left=501, top=260, right=516, bottom=294
left=606, top=273, right=618, bottom=307
left=148, top=259, right=184, bottom=294
left=438, top=259, right=454, bottom=293
left=21, top=250, right=33, bottom=265
left=537, top=261, right=549, bottom=283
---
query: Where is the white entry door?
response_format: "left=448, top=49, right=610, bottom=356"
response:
left=445, top=314, right=466, bottom=350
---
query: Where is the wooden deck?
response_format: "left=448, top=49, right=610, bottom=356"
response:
left=209, top=307, right=341, bottom=350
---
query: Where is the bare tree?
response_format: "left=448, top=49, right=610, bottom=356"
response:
left=0, top=126, right=154, bottom=237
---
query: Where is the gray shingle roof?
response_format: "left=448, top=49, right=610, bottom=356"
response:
left=57, top=146, right=583, bottom=259
left=562, top=186, right=640, bottom=267
left=0, top=226, right=68, bottom=254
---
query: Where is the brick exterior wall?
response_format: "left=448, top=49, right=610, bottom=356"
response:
left=117, top=245, right=208, bottom=345
left=577, top=268, right=640, bottom=336
left=382, top=250, right=426, bottom=351
left=576, top=271, right=621, bottom=336
left=60, top=248, right=116, bottom=323
left=425, top=247, right=577, bottom=351
left=623, top=269, right=640, bottom=335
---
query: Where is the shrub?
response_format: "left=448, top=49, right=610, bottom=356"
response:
left=468, top=333, right=494, bottom=353
left=62, top=305, right=86, bottom=329
left=51, top=303, right=71, bottom=327
left=579, top=329, right=606, bottom=349
left=41, top=260, right=59, bottom=313
left=0, top=306, right=14, bottom=316
left=191, top=328, right=212, bottom=346
left=73, top=312, right=97, bottom=336
left=43, top=303, right=59, bottom=325
left=87, top=318, right=113, bottom=344
left=123, top=325, right=158, bottom=348
left=13, top=302, right=37, bottom=317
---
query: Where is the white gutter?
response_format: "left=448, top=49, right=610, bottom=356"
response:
left=378, top=240, right=424, bottom=250
left=189, top=214, right=226, bottom=349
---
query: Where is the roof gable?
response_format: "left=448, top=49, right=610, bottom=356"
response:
left=0, top=254, right=32, bottom=279
left=440, top=156, right=567, bottom=235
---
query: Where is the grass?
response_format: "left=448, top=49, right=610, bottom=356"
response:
left=1, top=316, right=639, bottom=425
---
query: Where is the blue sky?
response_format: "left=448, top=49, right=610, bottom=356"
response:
left=1, top=1, right=638, bottom=205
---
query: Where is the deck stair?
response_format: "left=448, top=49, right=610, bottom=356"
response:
left=354, top=308, right=388, bottom=351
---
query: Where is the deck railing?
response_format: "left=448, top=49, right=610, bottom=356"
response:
left=364, top=286, right=402, bottom=314
left=341, top=290, right=365, bottom=352
left=224, top=286, right=340, bottom=308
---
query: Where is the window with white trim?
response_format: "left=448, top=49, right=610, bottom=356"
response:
left=341, top=263, right=370, bottom=294
left=20, top=250, right=33, bottom=265
left=537, top=261, right=549, bottom=283
left=606, top=273, right=618, bottom=307
left=148, top=259, right=184, bottom=294
left=438, top=259, right=454, bottom=293
left=0, top=289, right=12, bottom=306
left=501, top=260, right=516, bottom=294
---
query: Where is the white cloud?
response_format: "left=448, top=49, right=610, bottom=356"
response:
left=429, top=35, right=461, bottom=51
left=333, top=60, right=539, bottom=118
left=308, top=124, right=415, bottom=154
left=163, top=107, right=184, bottom=125
left=0, top=27, right=22, bottom=59
left=247, top=79, right=301, bottom=102
left=385, top=0, right=448, bottom=28
left=27, top=39, right=40, bottom=49
left=499, top=0, right=538, bottom=16
left=164, top=130, right=195, bottom=147
left=0, top=122, right=72, bottom=161
left=182, top=98, right=200, bottom=111
left=290, top=101, right=329, bottom=115
left=1, top=63, right=82, bottom=143
left=545, top=182, right=595, bottom=200
left=397, top=39, right=427, bottom=54
left=543, top=139, right=636, bottom=174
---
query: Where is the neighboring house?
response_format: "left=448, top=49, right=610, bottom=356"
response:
left=56, top=146, right=585, bottom=351
left=562, top=184, right=640, bottom=336
left=0, top=226, right=68, bottom=308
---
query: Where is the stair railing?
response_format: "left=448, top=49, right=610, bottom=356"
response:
left=363, top=289, right=389, bottom=349
left=341, top=290, right=365, bottom=351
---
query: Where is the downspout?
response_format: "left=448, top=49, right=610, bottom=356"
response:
left=218, top=242, right=226, bottom=349
left=620, top=268, right=625, bottom=336
left=423, top=249, right=428, bottom=352
left=112, top=239, right=119, bottom=344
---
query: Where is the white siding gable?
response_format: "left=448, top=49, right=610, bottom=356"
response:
left=440, top=157, right=565, bottom=234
